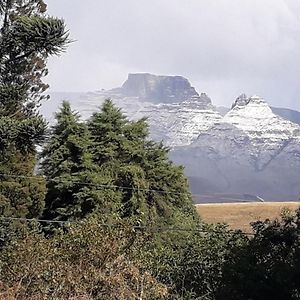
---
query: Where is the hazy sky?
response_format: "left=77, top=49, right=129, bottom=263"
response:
left=46, top=0, right=300, bottom=110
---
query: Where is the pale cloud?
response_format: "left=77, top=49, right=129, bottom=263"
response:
left=46, top=0, right=300, bottom=109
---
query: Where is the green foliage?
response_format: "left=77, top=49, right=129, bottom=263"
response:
left=0, top=151, right=46, bottom=218
left=87, top=99, right=198, bottom=226
left=6, top=15, right=68, bottom=55
left=0, top=0, right=69, bottom=153
left=41, top=101, right=120, bottom=222
left=217, top=210, right=300, bottom=300
left=0, top=218, right=168, bottom=299
left=133, top=223, right=246, bottom=300
left=0, top=151, right=46, bottom=249
left=0, top=116, right=46, bottom=153
left=0, top=0, right=70, bottom=110
left=4, top=4, right=296, bottom=297
left=0, top=0, right=69, bottom=245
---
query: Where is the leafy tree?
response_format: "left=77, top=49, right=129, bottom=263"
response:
left=87, top=99, right=198, bottom=226
left=217, top=209, right=300, bottom=300
left=0, top=0, right=69, bottom=113
left=85, top=100, right=235, bottom=299
left=132, top=223, right=246, bottom=300
left=41, top=101, right=120, bottom=222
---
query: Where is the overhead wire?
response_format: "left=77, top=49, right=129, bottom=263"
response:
left=0, top=173, right=261, bottom=202
left=0, top=173, right=187, bottom=195
left=0, top=173, right=262, bottom=236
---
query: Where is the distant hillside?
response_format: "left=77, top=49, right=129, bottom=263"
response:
left=216, top=106, right=230, bottom=116
left=271, top=106, right=300, bottom=125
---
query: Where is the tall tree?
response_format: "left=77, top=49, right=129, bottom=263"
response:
left=41, top=101, right=120, bottom=222
left=87, top=99, right=198, bottom=226
left=0, top=0, right=69, bottom=220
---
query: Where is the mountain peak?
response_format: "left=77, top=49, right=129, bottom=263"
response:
left=199, top=93, right=212, bottom=104
left=224, top=94, right=300, bottom=148
left=247, top=95, right=266, bottom=104
left=119, top=73, right=199, bottom=103
left=181, top=92, right=215, bottom=110
left=226, top=94, right=274, bottom=124
left=231, top=94, right=268, bottom=110
left=232, top=93, right=248, bottom=108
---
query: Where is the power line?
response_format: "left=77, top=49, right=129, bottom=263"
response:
left=0, top=173, right=260, bottom=236
left=0, top=173, right=263, bottom=203
left=0, top=173, right=192, bottom=196
left=0, top=216, right=255, bottom=236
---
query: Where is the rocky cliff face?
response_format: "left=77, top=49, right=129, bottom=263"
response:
left=128, top=92, right=222, bottom=146
left=46, top=74, right=300, bottom=201
left=117, top=73, right=199, bottom=103
left=54, top=74, right=222, bottom=146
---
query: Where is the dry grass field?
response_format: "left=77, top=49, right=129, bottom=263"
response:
left=196, top=202, right=300, bottom=232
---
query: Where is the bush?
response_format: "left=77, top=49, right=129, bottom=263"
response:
left=0, top=219, right=167, bottom=300
left=217, top=209, right=300, bottom=300
left=132, top=222, right=246, bottom=300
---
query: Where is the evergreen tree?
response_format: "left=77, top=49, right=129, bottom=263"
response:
left=88, top=99, right=198, bottom=226
left=0, top=0, right=69, bottom=220
left=0, top=0, right=69, bottom=153
left=41, top=101, right=120, bottom=222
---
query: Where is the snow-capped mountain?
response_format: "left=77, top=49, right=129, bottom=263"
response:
left=44, top=74, right=300, bottom=202
left=172, top=94, right=300, bottom=201
left=46, top=74, right=223, bottom=146
left=223, top=95, right=300, bottom=171
left=128, top=93, right=222, bottom=146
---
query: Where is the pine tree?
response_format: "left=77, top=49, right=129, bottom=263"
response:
left=0, top=0, right=69, bottom=151
left=0, top=0, right=69, bottom=220
left=41, top=101, right=120, bottom=222
left=88, top=99, right=198, bottom=226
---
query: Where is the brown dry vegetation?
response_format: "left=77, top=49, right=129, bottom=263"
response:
left=196, top=202, right=300, bottom=232
left=0, top=220, right=168, bottom=300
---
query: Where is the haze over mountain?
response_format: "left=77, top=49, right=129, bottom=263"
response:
left=47, top=0, right=300, bottom=111
left=43, top=73, right=300, bottom=202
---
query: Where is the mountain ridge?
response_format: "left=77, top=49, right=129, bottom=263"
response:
left=43, top=74, right=300, bottom=201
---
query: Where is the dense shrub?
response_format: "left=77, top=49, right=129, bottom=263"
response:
left=0, top=219, right=168, bottom=300
left=217, top=209, right=300, bottom=300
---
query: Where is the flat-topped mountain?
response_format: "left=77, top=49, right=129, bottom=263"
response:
left=46, top=74, right=300, bottom=201
left=115, top=73, right=199, bottom=103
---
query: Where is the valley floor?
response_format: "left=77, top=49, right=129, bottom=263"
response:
left=196, top=201, right=300, bottom=232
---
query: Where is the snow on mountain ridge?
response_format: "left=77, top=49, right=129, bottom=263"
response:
left=124, top=94, right=222, bottom=146
left=224, top=95, right=300, bottom=140
left=44, top=73, right=300, bottom=200
left=169, top=93, right=300, bottom=200
left=212, top=94, right=300, bottom=171
left=46, top=81, right=300, bottom=151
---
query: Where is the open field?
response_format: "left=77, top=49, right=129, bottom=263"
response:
left=196, top=202, right=300, bottom=232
